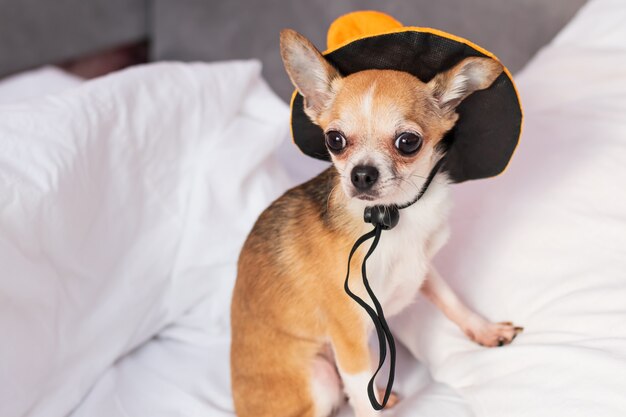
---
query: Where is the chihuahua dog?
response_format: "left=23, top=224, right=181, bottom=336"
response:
left=230, top=29, right=522, bottom=417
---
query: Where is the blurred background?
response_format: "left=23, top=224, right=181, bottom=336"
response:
left=0, top=0, right=587, bottom=100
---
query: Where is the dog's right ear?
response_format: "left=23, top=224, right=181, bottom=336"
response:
left=280, top=29, right=341, bottom=121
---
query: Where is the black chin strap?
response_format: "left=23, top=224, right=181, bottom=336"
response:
left=343, top=157, right=445, bottom=410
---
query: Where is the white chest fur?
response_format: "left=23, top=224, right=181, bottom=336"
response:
left=351, top=175, right=451, bottom=318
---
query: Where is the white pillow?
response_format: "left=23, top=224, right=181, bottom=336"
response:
left=0, top=61, right=290, bottom=417
left=0, top=66, right=81, bottom=104
left=394, top=1, right=626, bottom=416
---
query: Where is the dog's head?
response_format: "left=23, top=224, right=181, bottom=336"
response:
left=280, top=29, right=503, bottom=205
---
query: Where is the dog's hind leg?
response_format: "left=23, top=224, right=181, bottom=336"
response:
left=232, top=332, right=341, bottom=417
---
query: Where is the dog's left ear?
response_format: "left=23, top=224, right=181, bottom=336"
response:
left=429, top=57, right=503, bottom=113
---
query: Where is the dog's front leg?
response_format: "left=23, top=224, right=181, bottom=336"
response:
left=330, top=321, right=381, bottom=417
left=421, top=266, right=523, bottom=347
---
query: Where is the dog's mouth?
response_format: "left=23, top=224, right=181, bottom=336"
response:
left=347, top=179, right=396, bottom=203
left=348, top=178, right=425, bottom=206
left=353, top=193, right=377, bottom=201
left=349, top=188, right=381, bottom=201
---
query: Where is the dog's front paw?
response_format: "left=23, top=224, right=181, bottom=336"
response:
left=463, top=318, right=523, bottom=347
left=377, top=388, right=399, bottom=409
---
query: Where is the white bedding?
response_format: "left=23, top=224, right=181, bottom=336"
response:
left=394, top=0, right=626, bottom=415
left=0, top=61, right=293, bottom=416
left=2, top=0, right=626, bottom=416
left=0, top=66, right=81, bottom=105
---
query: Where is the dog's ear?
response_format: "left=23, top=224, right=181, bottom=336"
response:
left=280, top=29, right=341, bottom=121
left=428, top=57, right=503, bottom=113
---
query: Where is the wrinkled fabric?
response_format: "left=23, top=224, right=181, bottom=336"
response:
left=395, top=1, right=626, bottom=416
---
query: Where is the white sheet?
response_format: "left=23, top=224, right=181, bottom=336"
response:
left=71, top=295, right=470, bottom=417
left=0, top=61, right=291, bottom=417
left=393, top=0, right=626, bottom=416
left=0, top=66, right=81, bottom=104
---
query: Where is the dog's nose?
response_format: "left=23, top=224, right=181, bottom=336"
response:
left=351, top=165, right=379, bottom=190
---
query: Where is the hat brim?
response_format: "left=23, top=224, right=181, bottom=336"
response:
left=290, top=27, right=523, bottom=183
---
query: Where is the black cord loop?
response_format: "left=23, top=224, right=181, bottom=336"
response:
left=343, top=157, right=445, bottom=409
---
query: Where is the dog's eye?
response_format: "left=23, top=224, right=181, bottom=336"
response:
left=325, top=130, right=347, bottom=153
left=395, top=132, right=423, bottom=155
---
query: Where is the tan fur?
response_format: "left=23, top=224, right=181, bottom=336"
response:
left=231, top=29, right=511, bottom=417
left=231, top=169, right=367, bottom=416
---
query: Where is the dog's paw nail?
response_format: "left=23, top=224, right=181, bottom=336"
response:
left=514, top=326, right=524, bottom=333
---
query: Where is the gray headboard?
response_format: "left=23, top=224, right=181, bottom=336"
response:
left=152, top=0, right=588, bottom=100
left=1, top=0, right=587, bottom=101
left=0, top=0, right=147, bottom=77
